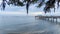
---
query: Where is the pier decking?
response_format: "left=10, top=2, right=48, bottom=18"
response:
left=35, top=16, right=60, bottom=22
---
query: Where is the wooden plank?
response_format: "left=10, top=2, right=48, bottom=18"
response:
left=35, top=16, right=60, bottom=22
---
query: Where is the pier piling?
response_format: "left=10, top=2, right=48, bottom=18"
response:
left=35, top=16, right=60, bottom=23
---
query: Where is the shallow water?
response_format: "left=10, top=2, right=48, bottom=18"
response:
left=0, top=15, right=60, bottom=34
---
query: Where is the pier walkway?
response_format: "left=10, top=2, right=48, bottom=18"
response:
left=35, top=16, right=60, bottom=22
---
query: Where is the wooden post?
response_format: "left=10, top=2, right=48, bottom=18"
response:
left=53, top=18, right=54, bottom=22
left=56, top=18, right=57, bottom=22
left=51, top=18, right=53, bottom=22
left=48, top=18, right=49, bottom=20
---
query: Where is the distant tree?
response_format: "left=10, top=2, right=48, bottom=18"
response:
left=37, top=0, right=55, bottom=13
left=1, top=0, right=24, bottom=10
left=1, top=0, right=38, bottom=14
left=2, top=0, right=6, bottom=10
left=37, top=0, right=60, bottom=13
left=44, top=0, right=56, bottom=13
left=1, top=0, right=60, bottom=14
left=23, top=0, right=38, bottom=14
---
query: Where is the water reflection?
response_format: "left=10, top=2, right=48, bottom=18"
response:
left=0, top=16, right=60, bottom=34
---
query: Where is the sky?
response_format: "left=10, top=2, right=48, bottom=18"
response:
left=0, top=0, right=60, bottom=16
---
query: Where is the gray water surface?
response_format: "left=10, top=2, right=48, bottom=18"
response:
left=0, top=16, right=60, bottom=34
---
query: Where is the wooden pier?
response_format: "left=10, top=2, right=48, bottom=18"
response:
left=35, top=16, right=60, bottom=22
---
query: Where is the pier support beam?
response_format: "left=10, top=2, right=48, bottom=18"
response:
left=35, top=16, right=59, bottom=23
left=56, top=18, right=57, bottom=22
left=52, top=18, right=54, bottom=22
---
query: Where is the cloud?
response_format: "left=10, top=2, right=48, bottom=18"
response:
left=0, top=11, right=26, bottom=16
left=0, top=11, right=45, bottom=16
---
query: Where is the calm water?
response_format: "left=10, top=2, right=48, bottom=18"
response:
left=0, top=15, right=60, bottom=34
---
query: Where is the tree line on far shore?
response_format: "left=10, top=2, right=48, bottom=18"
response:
left=1, top=0, right=60, bottom=14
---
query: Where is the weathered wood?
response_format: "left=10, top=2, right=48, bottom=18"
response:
left=35, top=16, right=60, bottom=22
left=35, top=16, right=60, bottom=18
